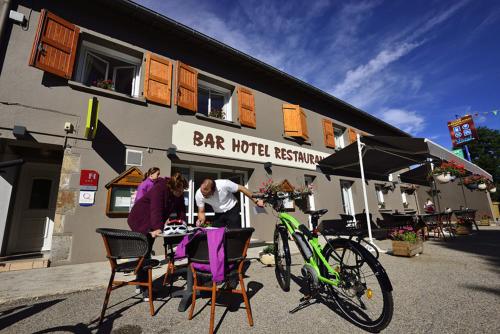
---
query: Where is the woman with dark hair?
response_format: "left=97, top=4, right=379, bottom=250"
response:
left=134, top=167, right=160, bottom=203
left=128, top=172, right=188, bottom=300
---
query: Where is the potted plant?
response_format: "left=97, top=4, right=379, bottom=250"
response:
left=259, top=245, right=275, bottom=266
left=430, top=160, right=466, bottom=184
left=479, top=214, right=491, bottom=226
left=208, top=108, right=226, bottom=120
left=477, top=180, right=487, bottom=190
left=378, top=202, right=386, bottom=209
left=462, top=175, right=480, bottom=190
left=93, top=78, right=114, bottom=90
left=403, top=202, right=410, bottom=209
left=390, top=226, right=423, bottom=257
left=487, top=181, right=497, bottom=193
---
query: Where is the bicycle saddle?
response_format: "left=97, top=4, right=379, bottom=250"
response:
left=306, top=209, right=328, bottom=217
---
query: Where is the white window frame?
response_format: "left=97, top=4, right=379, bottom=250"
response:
left=75, top=40, right=142, bottom=97
left=172, top=164, right=248, bottom=227
left=84, top=51, right=109, bottom=82
left=198, top=79, right=232, bottom=121
left=340, top=180, right=356, bottom=217
left=334, top=127, right=346, bottom=149
left=375, top=185, right=385, bottom=205
left=401, top=190, right=408, bottom=206
left=305, top=175, right=316, bottom=229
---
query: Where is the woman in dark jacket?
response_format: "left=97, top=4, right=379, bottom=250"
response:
left=128, top=172, right=188, bottom=300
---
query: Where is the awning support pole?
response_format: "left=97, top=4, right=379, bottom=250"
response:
left=356, top=134, right=386, bottom=253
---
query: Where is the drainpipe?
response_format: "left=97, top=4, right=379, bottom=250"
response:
left=0, top=0, right=11, bottom=43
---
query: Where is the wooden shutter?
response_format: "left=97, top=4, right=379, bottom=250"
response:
left=176, top=61, right=198, bottom=112
left=29, top=9, right=79, bottom=79
left=238, top=87, right=256, bottom=128
left=282, top=104, right=308, bottom=140
left=322, top=119, right=335, bottom=148
left=348, top=128, right=358, bottom=143
left=144, top=53, right=172, bottom=106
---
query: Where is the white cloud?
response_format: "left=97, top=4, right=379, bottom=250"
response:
left=333, top=42, right=420, bottom=99
left=378, top=109, right=425, bottom=134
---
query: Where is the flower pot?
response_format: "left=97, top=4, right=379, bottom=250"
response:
left=391, top=239, right=423, bottom=257
left=479, top=218, right=490, bottom=226
left=259, top=252, right=274, bottom=266
left=435, top=173, right=451, bottom=183
left=477, top=183, right=487, bottom=190
left=465, top=183, right=478, bottom=190
left=456, top=224, right=472, bottom=235
left=489, top=187, right=497, bottom=193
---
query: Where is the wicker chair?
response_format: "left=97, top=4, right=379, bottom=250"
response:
left=187, top=228, right=254, bottom=334
left=96, top=228, right=160, bottom=325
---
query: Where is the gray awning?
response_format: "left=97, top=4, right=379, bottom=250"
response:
left=399, top=164, right=432, bottom=186
left=318, top=136, right=492, bottom=181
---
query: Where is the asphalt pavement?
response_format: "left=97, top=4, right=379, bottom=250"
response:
left=1, top=227, right=500, bottom=333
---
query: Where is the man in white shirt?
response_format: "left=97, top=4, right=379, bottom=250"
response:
left=195, top=179, right=264, bottom=229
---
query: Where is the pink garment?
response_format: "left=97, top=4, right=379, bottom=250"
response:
left=135, top=178, right=156, bottom=203
left=175, top=228, right=226, bottom=283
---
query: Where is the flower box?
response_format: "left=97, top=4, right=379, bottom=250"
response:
left=478, top=218, right=490, bottom=226
left=259, top=252, right=274, bottom=266
left=435, top=173, right=452, bottom=183
left=391, top=239, right=423, bottom=257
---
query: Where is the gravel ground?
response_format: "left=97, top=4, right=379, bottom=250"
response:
left=1, top=227, right=500, bottom=334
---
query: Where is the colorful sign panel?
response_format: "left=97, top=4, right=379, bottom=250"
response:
left=447, top=115, right=478, bottom=147
left=452, top=148, right=465, bottom=159
left=80, top=170, right=99, bottom=190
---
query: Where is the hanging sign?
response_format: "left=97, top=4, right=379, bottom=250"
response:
left=85, top=97, right=99, bottom=139
left=172, top=121, right=330, bottom=171
left=80, top=169, right=99, bottom=190
left=447, top=115, right=478, bottom=147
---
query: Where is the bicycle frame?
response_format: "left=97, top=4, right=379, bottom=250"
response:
left=278, top=212, right=340, bottom=287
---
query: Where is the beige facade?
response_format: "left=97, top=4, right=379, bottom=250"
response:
left=0, top=0, right=494, bottom=265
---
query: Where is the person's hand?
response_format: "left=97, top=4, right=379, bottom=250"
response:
left=195, top=218, right=205, bottom=227
left=149, top=229, right=162, bottom=238
left=255, top=199, right=264, bottom=207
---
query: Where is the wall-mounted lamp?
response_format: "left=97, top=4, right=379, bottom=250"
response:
left=13, top=125, right=27, bottom=139
left=167, top=147, right=177, bottom=159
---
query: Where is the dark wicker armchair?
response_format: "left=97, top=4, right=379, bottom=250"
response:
left=96, top=228, right=160, bottom=325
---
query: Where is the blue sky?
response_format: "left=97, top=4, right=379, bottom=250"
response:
left=134, top=0, right=500, bottom=148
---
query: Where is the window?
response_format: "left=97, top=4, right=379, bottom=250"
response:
left=75, top=41, right=142, bottom=97
left=375, top=185, right=385, bottom=209
left=29, top=179, right=52, bottom=209
left=340, top=180, right=356, bottom=216
left=401, top=190, right=408, bottom=208
left=197, top=80, right=232, bottom=121
left=334, top=127, right=346, bottom=149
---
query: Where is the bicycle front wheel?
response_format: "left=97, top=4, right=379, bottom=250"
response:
left=274, top=225, right=291, bottom=292
left=322, top=238, right=393, bottom=333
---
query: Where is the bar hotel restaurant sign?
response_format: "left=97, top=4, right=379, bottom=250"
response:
left=172, top=121, right=330, bottom=170
left=447, top=115, right=478, bottom=147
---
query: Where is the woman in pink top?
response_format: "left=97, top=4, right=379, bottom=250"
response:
left=135, top=167, right=160, bottom=203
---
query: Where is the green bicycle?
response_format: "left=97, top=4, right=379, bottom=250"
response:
left=253, top=191, right=394, bottom=333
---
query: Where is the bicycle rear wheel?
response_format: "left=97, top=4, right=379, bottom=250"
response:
left=274, top=225, right=291, bottom=292
left=322, top=238, right=393, bottom=333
